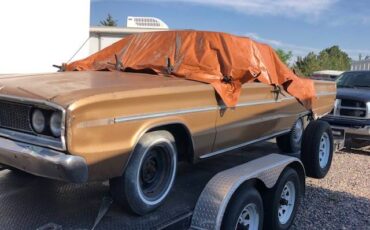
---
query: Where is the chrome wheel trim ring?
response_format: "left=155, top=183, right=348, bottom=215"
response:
left=292, top=119, right=303, bottom=143
left=235, top=203, right=260, bottom=230
left=278, top=181, right=296, bottom=225
left=319, top=132, right=330, bottom=169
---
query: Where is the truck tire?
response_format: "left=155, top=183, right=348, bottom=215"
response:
left=109, top=130, right=177, bottom=215
left=222, top=186, right=263, bottom=230
left=301, top=120, right=333, bottom=179
left=276, top=118, right=304, bottom=153
left=263, top=167, right=301, bottom=230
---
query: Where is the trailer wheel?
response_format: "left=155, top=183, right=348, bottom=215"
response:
left=109, top=130, right=177, bottom=215
left=222, top=186, right=263, bottom=230
left=263, top=167, right=301, bottom=230
left=301, top=120, right=333, bottom=178
left=276, top=118, right=304, bottom=153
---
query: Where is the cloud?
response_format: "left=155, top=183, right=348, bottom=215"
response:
left=126, top=0, right=338, bottom=18
left=245, top=32, right=370, bottom=62
left=245, top=32, right=319, bottom=57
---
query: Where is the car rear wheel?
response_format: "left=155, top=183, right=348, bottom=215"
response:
left=109, top=130, right=177, bottom=215
left=276, top=118, right=304, bottom=153
left=301, top=120, right=333, bottom=179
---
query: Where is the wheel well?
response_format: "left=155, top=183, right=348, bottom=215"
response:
left=149, top=124, right=194, bottom=163
left=228, top=163, right=305, bottom=208
left=243, top=178, right=268, bottom=196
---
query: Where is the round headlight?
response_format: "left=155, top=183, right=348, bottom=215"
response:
left=50, top=112, right=62, bottom=137
left=31, top=109, right=45, bottom=133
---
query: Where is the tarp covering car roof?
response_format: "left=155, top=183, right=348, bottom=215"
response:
left=66, top=30, right=316, bottom=110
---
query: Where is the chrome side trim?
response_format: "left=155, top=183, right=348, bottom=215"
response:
left=0, top=94, right=66, bottom=151
left=77, top=118, right=115, bottom=129
left=236, top=97, right=295, bottom=108
left=200, top=129, right=291, bottom=159
left=316, top=92, right=337, bottom=97
left=114, top=97, right=298, bottom=124
left=114, top=106, right=218, bottom=123
left=236, top=99, right=275, bottom=107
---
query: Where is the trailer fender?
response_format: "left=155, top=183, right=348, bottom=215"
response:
left=190, top=153, right=305, bottom=230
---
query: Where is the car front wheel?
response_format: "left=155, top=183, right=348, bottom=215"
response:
left=109, top=130, right=177, bottom=215
left=301, top=120, right=333, bottom=178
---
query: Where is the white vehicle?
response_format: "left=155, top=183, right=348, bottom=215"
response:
left=311, top=70, right=344, bottom=81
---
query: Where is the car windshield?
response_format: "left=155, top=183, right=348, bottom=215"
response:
left=336, top=72, right=370, bottom=88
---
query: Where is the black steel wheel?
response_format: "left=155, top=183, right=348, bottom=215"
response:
left=110, top=130, right=177, bottom=215
left=139, top=145, right=174, bottom=201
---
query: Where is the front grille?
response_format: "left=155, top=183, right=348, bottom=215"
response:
left=0, top=100, right=33, bottom=133
left=339, top=109, right=366, bottom=117
left=341, top=99, right=366, bottom=108
left=338, top=99, right=367, bottom=118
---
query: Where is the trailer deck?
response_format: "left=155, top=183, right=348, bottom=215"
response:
left=0, top=142, right=286, bottom=230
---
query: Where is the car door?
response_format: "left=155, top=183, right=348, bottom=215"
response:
left=209, top=82, right=302, bottom=156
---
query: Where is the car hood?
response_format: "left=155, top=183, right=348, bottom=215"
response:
left=0, top=71, right=201, bottom=108
left=337, top=88, right=370, bottom=102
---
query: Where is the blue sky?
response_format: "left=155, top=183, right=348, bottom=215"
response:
left=91, top=0, right=370, bottom=61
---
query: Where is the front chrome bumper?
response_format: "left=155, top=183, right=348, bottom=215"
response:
left=321, top=115, right=370, bottom=141
left=0, top=137, right=88, bottom=183
left=332, top=125, right=370, bottom=141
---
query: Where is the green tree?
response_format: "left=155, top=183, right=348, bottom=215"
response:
left=318, top=46, right=351, bottom=70
left=294, top=46, right=351, bottom=76
left=100, top=14, right=117, bottom=27
left=294, top=52, right=321, bottom=76
left=275, top=49, right=293, bottom=65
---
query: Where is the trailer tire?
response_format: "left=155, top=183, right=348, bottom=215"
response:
left=222, top=186, right=263, bottom=230
left=110, top=130, right=177, bottom=215
left=263, top=167, right=301, bottom=230
left=276, top=118, right=304, bottom=153
left=301, top=120, right=333, bottom=179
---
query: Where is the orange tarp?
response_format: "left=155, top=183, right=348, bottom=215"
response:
left=66, top=30, right=316, bottom=109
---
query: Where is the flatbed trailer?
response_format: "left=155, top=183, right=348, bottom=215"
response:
left=0, top=142, right=300, bottom=230
left=0, top=119, right=337, bottom=230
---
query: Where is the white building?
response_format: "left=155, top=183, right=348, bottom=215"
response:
left=0, top=3, right=168, bottom=74
left=351, top=58, right=370, bottom=71
left=0, top=0, right=90, bottom=74
left=89, top=17, right=169, bottom=54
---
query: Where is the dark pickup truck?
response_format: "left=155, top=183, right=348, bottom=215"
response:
left=322, top=71, right=370, bottom=148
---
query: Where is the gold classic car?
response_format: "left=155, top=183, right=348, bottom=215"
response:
left=0, top=31, right=336, bottom=215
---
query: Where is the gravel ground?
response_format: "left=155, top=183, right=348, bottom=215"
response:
left=292, top=147, right=370, bottom=230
